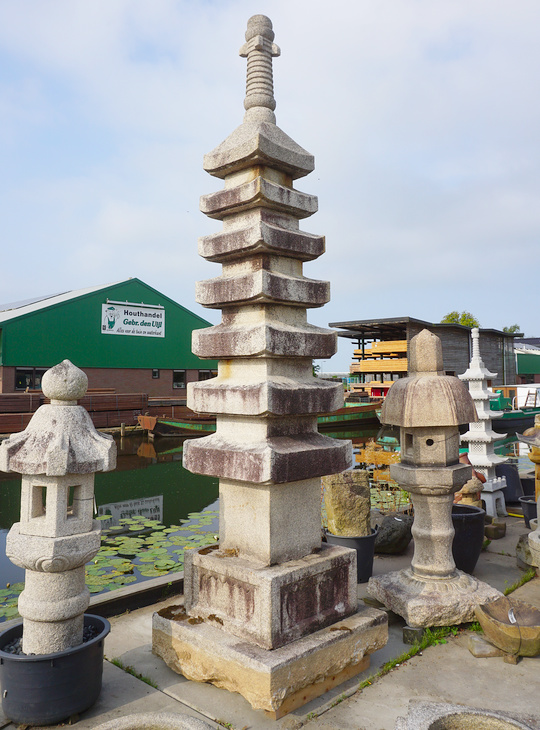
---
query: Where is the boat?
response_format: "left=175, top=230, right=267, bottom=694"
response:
left=490, top=385, right=540, bottom=433
left=317, top=402, right=383, bottom=432
left=137, top=413, right=216, bottom=437
left=138, top=401, right=382, bottom=437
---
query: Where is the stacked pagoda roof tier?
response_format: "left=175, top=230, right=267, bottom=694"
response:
left=460, top=327, right=507, bottom=482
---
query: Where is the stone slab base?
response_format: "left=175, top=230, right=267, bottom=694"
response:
left=367, top=568, right=501, bottom=628
left=185, top=542, right=357, bottom=649
left=152, top=604, right=387, bottom=715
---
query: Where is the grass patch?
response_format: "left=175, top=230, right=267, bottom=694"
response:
left=357, top=625, right=462, bottom=692
left=110, top=657, right=158, bottom=688
left=503, top=567, right=537, bottom=596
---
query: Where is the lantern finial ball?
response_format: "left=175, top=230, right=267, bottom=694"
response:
left=42, top=360, right=88, bottom=403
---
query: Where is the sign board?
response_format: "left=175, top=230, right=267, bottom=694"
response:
left=97, top=495, right=163, bottom=526
left=101, top=302, right=165, bottom=338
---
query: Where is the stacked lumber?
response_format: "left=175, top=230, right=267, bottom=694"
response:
left=0, top=392, right=148, bottom=434
left=0, top=413, right=34, bottom=433
left=0, top=394, right=43, bottom=413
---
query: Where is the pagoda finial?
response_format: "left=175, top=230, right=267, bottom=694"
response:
left=471, top=327, right=481, bottom=361
left=240, top=15, right=280, bottom=123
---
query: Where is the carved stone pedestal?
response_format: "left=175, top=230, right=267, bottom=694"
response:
left=368, top=568, right=500, bottom=628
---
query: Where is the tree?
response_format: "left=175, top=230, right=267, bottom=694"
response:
left=503, top=324, right=520, bottom=334
left=441, top=311, right=480, bottom=328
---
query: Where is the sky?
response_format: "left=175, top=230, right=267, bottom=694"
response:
left=0, top=0, right=538, bottom=372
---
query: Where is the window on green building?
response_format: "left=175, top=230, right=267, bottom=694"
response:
left=15, top=367, right=47, bottom=391
left=173, top=370, right=186, bottom=389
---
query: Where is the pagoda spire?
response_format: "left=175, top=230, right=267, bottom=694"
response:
left=240, top=14, right=280, bottom=123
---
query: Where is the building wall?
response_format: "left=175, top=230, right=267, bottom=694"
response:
left=83, top=367, right=204, bottom=397
left=0, top=367, right=14, bottom=393
left=406, top=323, right=514, bottom=385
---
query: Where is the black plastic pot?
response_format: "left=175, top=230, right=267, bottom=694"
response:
left=519, top=495, right=538, bottom=529
left=451, top=504, right=486, bottom=574
left=325, top=527, right=378, bottom=583
left=0, top=614, right=110, bottom=726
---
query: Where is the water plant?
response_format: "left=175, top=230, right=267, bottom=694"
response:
left=0, top=509, right=219, bottom=622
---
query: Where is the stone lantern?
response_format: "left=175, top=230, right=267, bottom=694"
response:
left=0, top=360, right=116, bottom=654
left=368, top=330, right=501, bottom=627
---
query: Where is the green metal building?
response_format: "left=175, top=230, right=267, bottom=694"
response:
left=0, top=278, right=216, bottom=396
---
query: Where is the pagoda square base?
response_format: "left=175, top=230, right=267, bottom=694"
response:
left=184, top=543, right=357, bottom=649
left=367, top=568, right=501, bottom=628
left=152, top=603, right=387, bottom=718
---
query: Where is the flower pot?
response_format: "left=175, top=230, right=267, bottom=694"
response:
left=451, top=504, right=486, bottom=574
left=519, top=495, right=538, bottom=529
left=325, top=527, right=378, bottom=583
left=0, top=614, right=110, bottom=726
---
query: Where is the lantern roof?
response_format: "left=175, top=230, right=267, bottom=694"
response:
left=381, top=329, right=478, bottom=428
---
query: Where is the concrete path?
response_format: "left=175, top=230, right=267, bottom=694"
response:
left=1, top=516, right=539, bottom=729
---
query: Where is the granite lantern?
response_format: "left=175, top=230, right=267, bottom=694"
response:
left=367, top=330, right=501, bottom=627
left=0, top=360, right=116, bottom=654
left=152, top=15, right=388, bottom=718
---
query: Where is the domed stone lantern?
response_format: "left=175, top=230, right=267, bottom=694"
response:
left=367, top=330, right=501, bottom=627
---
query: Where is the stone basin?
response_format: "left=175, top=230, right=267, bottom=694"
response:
left=475, top=596, right=540, bottom=657
left=395, top=701, right=539, bottom=729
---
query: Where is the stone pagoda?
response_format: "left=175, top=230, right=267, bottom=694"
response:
left=367, top=330, right=500, bottom=627
left=0, top=360, right=116, bottom=654
left=459, top=327, right=508, bottom=505
left=152, top=15, right=387, bottom=718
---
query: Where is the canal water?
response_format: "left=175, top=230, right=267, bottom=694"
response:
left=0, top=433, right=220, bottom=620
left=0, top=429, right=533, bottom=621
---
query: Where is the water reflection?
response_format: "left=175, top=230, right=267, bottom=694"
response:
left=0, top=434, right=219, bottom=594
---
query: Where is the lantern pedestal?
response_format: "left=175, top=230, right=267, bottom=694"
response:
left=367, top=568, right=499, bottom=628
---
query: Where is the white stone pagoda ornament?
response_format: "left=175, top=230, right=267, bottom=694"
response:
left=459, top=328, right=508, bottom=515
left=152, top=15, right=387, bottom=718
left=0, top=360, right=116, bottom=654
left=367, top=330, right=501, bottom=627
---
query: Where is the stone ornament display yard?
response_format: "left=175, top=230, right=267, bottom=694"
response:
left=367, top=330, right=501, bottom=627
left=152, top=15, right=387, bottom=718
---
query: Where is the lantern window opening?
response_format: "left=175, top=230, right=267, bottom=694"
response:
left=67, top=484, right=82, bottom=519
left=31, top=484, right=47, bottom=519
